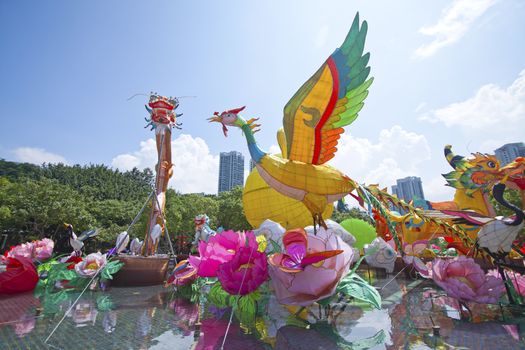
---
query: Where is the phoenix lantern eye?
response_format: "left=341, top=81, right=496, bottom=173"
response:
left=223, top=114, right=235, bottom=122
left=487, top=161, right=496, bottom=168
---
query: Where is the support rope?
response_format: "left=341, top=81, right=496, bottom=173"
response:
left=44, top=265, right=104, bottom=343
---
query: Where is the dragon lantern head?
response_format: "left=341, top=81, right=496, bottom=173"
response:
left=468, top=153, right=499, bottom=173
left=208, top=106, right=260, bottom=137
left=144, top=93, right=183, bottom=128
left=442, top=145, right=502, bottom=196
left=148, top=93, right=179, bottom=110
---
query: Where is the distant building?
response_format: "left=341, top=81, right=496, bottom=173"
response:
left=188, top=192, right=206, bottom=196
left=218, top=151, right=244, bottom=193
left=495, top=142, right=525, bottom=166
left=249, top=159, right=256, bottom=172
left=391, top=176, right=425, bottom=202
left=391, top=185, right=398, bottom=199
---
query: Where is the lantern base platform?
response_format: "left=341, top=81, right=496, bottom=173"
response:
left=111, top=254, right=171, bottom=287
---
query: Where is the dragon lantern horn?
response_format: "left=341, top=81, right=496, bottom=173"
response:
left=444, top=145, right=465, bottom=170
left=226, top=106, right=246, bottom=114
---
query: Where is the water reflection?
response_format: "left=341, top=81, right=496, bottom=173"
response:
left=0, top=292, right=39, bottom=338
left=12, top=317, right=36, bottom=338
left=169, top=297, right=199, bottom=336
left=0, top=275, right=524, bottom=349
left=102, top=310, right=117, bottom=333
left=69, top=301, right=98, bottom=326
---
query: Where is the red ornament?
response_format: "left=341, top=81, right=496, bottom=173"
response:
left=0, top=257, right=39, bottom=294
left=65, top=256, right=83, bottom=270
left=223, top=106, right=246, bottom=115
left=373, top=208, right=393, bottom=242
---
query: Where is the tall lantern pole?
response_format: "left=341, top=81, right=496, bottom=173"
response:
left=143, top=93, right=182, bottom=255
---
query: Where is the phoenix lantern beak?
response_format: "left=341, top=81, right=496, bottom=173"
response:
left=207, top=116, right=222, bottom=123
left=207, top=114, right=229, bottom=137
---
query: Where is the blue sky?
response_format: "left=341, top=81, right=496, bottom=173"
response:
left=1, top=0, right=524, bottom=199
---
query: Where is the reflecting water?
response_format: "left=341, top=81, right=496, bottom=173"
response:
left=1, top=271, right=525, bottom=349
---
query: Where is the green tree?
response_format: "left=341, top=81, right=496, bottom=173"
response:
left=0, top=160, right=259, bottom=253
left=490, top=188, right=523, bottom=217
left=0, top=159, right=42, bottom=180
left=331, top=206, right=372, bottom=224
left=216, top=186, right=251, bottom=231
left=0, top=177, right=95, bottom=247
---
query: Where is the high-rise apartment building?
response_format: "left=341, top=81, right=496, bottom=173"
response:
left=218, top=151, right=244, bottom=193
left=391, top=176, right=425, bottom=202
left=494, top=142, right=525, bottom=166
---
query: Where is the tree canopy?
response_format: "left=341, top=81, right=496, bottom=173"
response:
left=0, top=160, right=252, bottom=255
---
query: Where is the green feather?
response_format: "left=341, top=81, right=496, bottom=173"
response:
left=345, top=103, right=364, bottom=118
left=333, top=79, right=373, bottom=128
left=340, top=13, right=361, bottom=53
left=346, top=23, right=368, bottom=66
left=347, top=53, right=370, bottom=80
left=345, top=90, right=369, bottom=109
left=334, top=113, right=358, bottom=128
left=348, top=67, right=370, bottom=90
left=347, top=77, right=373, bottom=99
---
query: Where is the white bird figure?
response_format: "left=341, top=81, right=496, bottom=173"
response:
left=432, top=183, right=524, bottom=255
left=364, top=237, right=397, bottom=273
left=70, top=232, right=84, bottom=253
left=150, top=224, right=162, bottom=246
left=65, top=224, right=98, bottom=256
left=477, top=183, right=524, bottom=254
left=115, top=231, right=130, bottom=254
left=130, top=238, right=143, bottom=255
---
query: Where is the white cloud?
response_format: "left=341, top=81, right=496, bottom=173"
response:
left=112, top=139, right=157, bottom=171
left=268, top=144, right=281, bottom=155
left=314, top=25, right=329, bottom=48
left=330, top=125, right=431, bottom=189
left=330, top=128, right=460, bottom=202
left=12, top=147, right=67, bottom=165
left=419, top=69, right=525, bottom=143
left=414, top=0, right=497, bottom=58
left=414, top=102, right=427, bottom=113
left=424, top=176, right=456, bottom=202
left=111, top=134, right=219, bottom=194
left=478, top=139, right=504, bottom=153
left=112, top=153, right=141, bottom=170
